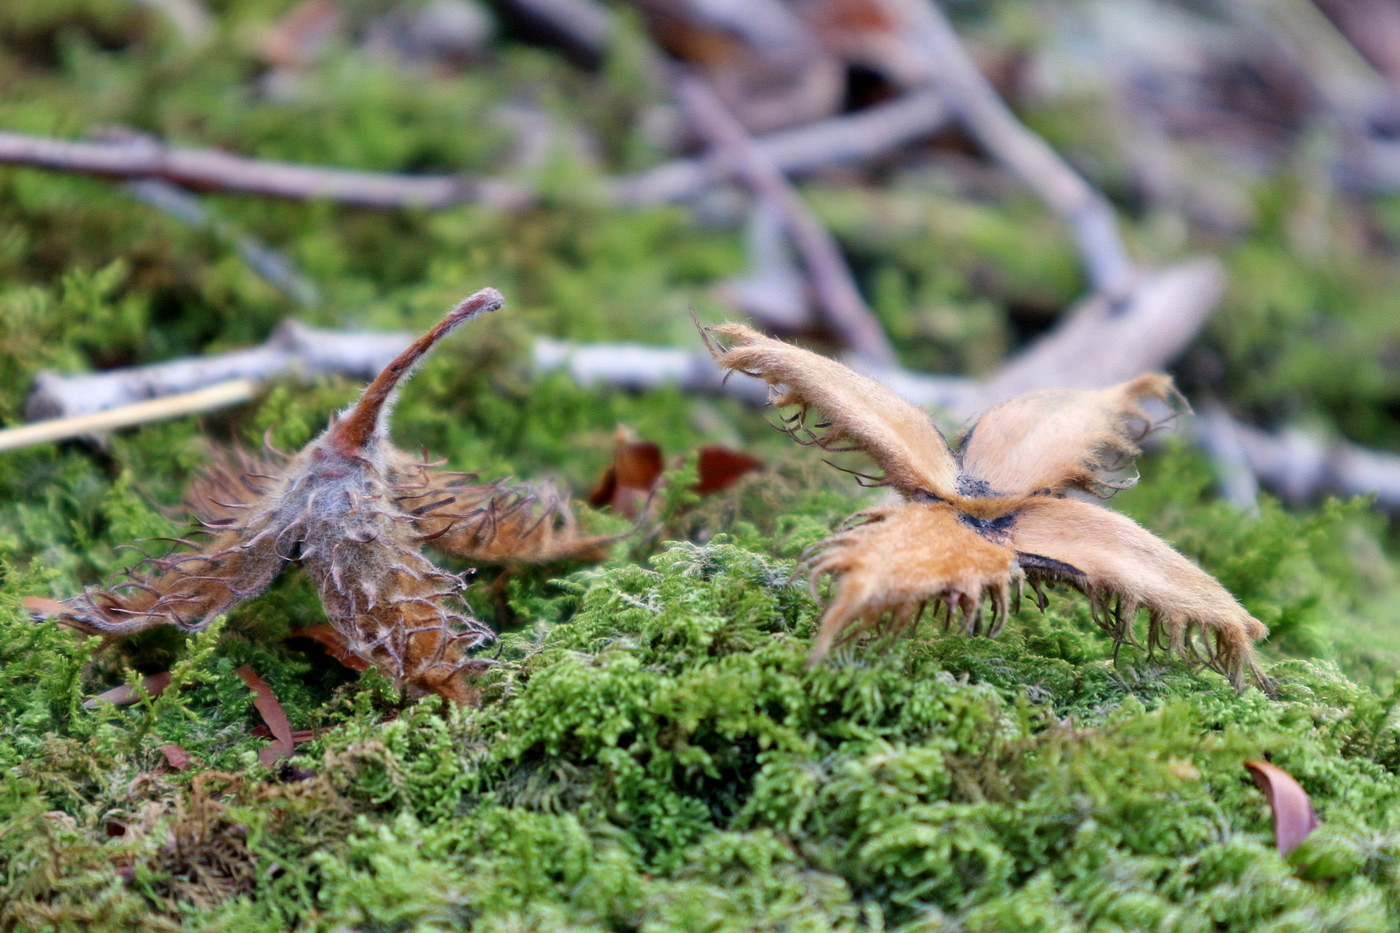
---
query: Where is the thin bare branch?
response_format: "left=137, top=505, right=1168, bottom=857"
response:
left=0, top=130, right=536, bottom=211
left=670, top=69, right=897, bottom=365
left=969, top=259, right=1227, bottom=412
left=1193, top=402, right=1262, bottom=514
left=614, top=87, right=952, bottom=205
left=1228, top=416, right=1400, bottom=513
left=126, top=179, right=318, bottom=304
left=25, top=321, right=414, bottom=421
left=875, top=0, right=1136, bottom=302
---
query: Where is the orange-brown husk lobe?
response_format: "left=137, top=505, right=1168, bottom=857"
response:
left=805, top=502, right=1018, bottom=663
left=957, top=374, right=1183, bottom=498
left=1007, top=496, right=1269, bottom=690
left=706, top=323, right=961, bottom=498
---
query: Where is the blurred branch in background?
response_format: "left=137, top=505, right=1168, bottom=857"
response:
left=0, top=130, right=536, bottom=210
left=669, top=68, right=897, bottom=364
left=871, top=0, right=1138, bottom=304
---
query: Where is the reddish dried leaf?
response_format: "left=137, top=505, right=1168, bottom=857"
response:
left=251, top=726, right=317, bottom=745
left=694, top=445, right=764, bottom=494
left=156, top=744, right=191, bottom=771
left=1246, top=760, right=1319, bottom=856
left=82, top=671, right=173, bottom=709
left=288, top=624, right=370, bottom=672
left=588, top=427, right=664, bottom=517
left=236, top=665, right=296, bottom=766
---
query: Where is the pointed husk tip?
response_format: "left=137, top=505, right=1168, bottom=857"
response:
left=329, top=287, right=504, bottom=454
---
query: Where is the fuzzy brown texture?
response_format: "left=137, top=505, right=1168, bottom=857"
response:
left=709, top=323, right=1269, bottom=691
left=34, top=288, right=611, bottom=704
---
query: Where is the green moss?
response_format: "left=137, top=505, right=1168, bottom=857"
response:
left=5, top=4, right=1400, bottom=929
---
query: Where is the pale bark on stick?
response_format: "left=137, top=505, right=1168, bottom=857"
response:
left=126, top=179, right=318, bottom=304
left=614, top=88, right=953, bottom=205
left=0, top=130, right=536, bottom=211
left=969, top=259, right=1226, bottom=412
left=1230, top=418, right=1400, bottom=511
left=671, top=70, right=898, bottom=365
left=1193, top=403, right=1263, bottom=513
left=19, top=311, right=1400, bottom=512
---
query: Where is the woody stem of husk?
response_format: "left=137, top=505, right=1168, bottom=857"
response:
left=327, top=287, right=504, bottom=455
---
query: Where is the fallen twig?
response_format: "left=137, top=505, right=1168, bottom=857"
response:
left=614, top=87, right=952, bottom=205
left=968, top=259, right=1226, bottom=409
left=126, top=178, right=318, bottom=304
left=671, top=69, right=897, bottom=365
left=13, top=309, right=1400, bottom=511
left=1228, top=415, right=1400, bottom=512
left=0, top=130, right=536, bottom=211
left=24, top=320, right=413, bottom=421
left=1193, top=402, right=1262, bottom=514
left=876, top=0, right=1137, bottom=303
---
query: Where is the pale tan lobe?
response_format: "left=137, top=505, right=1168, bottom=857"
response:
left=708, top=323, right=960, bottom=498
left=1008, top=495, right=1268, bottom=688
left=958, top=374, right=1181, bottom=497
left=806, top=502, right=1017, bottom=662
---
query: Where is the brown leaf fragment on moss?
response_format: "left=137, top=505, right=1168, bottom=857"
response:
left=588, top=426, right=765, bottom=517
left=156, top=744, right=191, bottom=771
left=588, top=425, right=665, bottom=517
left=695, top=445, right=764, bottom=494
left=82, top=671, right=173, bottom=709
left=236, top=665, right=295, bottom=766
left=708, top=323, right=1269, bottom=689
left=1246, top=760, right=1319, bottom=856
left=29, top=288, right=606, bottom=704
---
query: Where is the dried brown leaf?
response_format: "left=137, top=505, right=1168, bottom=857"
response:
left=588, top=426, right=665, bottom=517
left=1246, top=760, right=1319, bottom=856
left=695, top=445, right=764, bottom=494
left=157, top=744, right=192, bottom=771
